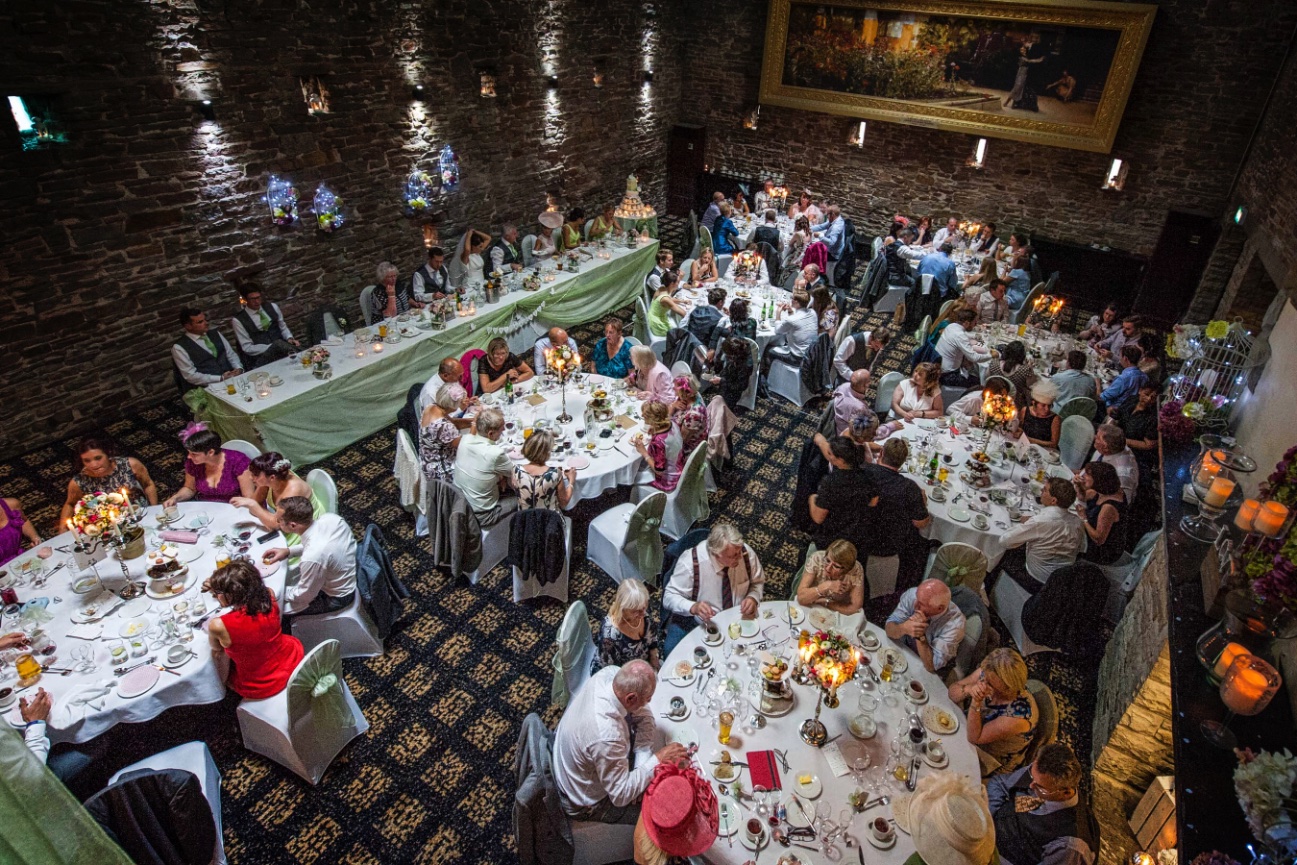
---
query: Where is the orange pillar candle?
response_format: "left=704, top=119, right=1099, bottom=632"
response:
left=1203, top=477, right=1236, bottom=507
left=1235, top=500, right=1261, bottom=532
left=1195, top=454, right=1221, bottom=488
left=1213, top=642, right=1249, bottom=680
left=1254, top=502, right=1291, bottom=538
left=1221, top=662, right=1273, bottom=714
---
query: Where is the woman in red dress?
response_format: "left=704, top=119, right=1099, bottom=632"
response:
left=204, top=560, right=303, bottom=699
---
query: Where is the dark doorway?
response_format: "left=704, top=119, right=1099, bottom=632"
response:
left=1133, top=211, right=1221, bottom=328
left=666, top=125, right=705, bottom=217
left=1222, top=253, right=1279, bottom=333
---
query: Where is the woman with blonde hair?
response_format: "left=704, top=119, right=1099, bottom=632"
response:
left=962, top=257, right=1000, bottom=296
left=633, top=401, right=684, bottom=492
left=689, top=246, right=719, bottom=286
left=629, top=345, right=675, bottom=404
left=795, top=539, right=865, bottom=615
left=892, top=362, right=944, bottom=421
left=596, top=578, right=660, bottom=671
left=947, top=647, right=1039, bottom=776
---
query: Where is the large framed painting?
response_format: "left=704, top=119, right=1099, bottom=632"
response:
left=759, top=0, right=1156, bottom=153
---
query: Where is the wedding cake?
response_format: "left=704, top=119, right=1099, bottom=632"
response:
left=614, top=173, right=656, bottom=220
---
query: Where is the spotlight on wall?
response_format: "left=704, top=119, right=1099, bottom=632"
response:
left=300, top=76, right=329, bottom=115
left=1101, top=157, right=1128, bottom=192
left=592, top=67, right=605, bottom=88
left=1233, top=205, right=1247, bottom=226
left=742, top=105, right=760, bottom=130
left=966, top=137, right=988, bottom=169
left=412, top=83, right=427, bottom=101
left=641, top=70, right=654, bottom=85
left=848, top=120, right=867, bottom=147
left=194, top=98, right=216, bottom=121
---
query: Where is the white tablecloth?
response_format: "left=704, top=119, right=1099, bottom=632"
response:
left=677, top=276, right=792, bottom=354
left=3, top=502, right=287, bottom=745
left=976, top=323, right=1114, bottom=389
left=650, top=602, right=979, bottom=865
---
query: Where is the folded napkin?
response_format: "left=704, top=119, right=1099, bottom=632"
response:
left=66, top=623, right=103, bottom=641
left=614, top=415, right=637, bottom=430
left=158, top=530, right=200, bottom=544
left=525, top=394, right=546, bottom=406
left=57, top=681, right=117, bottom=725
left=747, top=750, right=782, bottom=790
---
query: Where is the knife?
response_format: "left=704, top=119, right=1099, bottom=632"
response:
left=859, top=841, right=867, bottom=865
left=906, top=756, right=921, bottom=791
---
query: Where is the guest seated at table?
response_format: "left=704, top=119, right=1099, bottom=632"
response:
left=589, top=203, right=623, bottom=240
left=534, top=326, right=580, bottom=373
left=986, top=341, right=1038, bottom=409
left=932, top=217, right=960, bottom=250
left=833, top=326, right=891, bottom=382
left=1074, top=461, right=1128, bottom=565
left=963, top=257, right=1000, bottom=297
left=633, top=401, right=685, bottom=493
left=662, top=523, right=765, bottom=656
left=230, top=451, right=322, bottom=545
left=1018, top=380, right=1061, bottom=448
left=684, top=287, right=728, bottom=350
left=919, top=243, right=960, bottom=299
left=669, top=376, right=709, bottom=455
left=811, top=286, right=838, bottom=336
left=912, top=215, right=933, bottom=247
left=1049, top=350, right=1099, bottom=405
left=1004, top=254, right=1034, bottom=310
left=646, top=249, right=674, bottom=293
left=1095, top=315, right=1142, bottom=363
left=724, top=297, right=757, bottom=343
left=906, top=774, right=998, bottom=865
left=412, top=246, right=452, bottom=302
left=559, top=208, right=586, bottom=252
left=630, top=345, right=676, bottom=404
left=419, top=357, right=476, bottom=425
left=883, top=228, right=920, bottom=287
left=649, top=272, right=688, bottom=338
left=753, top=209, right=782, bottom=251
left=1079, top=301, right=1121, bottom=343
left=535, top=211, right=562, bottom=260
left=885, top=578, right=966, bottom=675
left=478, top=337, right=535, bottom=395
left=976, top=279, right=1011, bottom=325
left=451, top=229, right=492, bottom=289
left=893, top=362, right=945, bottom=422
left=0, top=496, right=41, bottom=566
left=796, top=539, right=865, bottom=615
left=1114, top=383, right=1159, bottom=482
left=711, top=204, right=740, bottom=256
left=553, top=660, right=688, bottom=824
left=808, top=436, right=878, bottom=553
left=593, top=318, right=634, bottom=379
left=769, top=290, right=818, bottom=362
left=783, top=215, right=811, bottom=272
left=998, top=231, right=1030, bottom=264
left=452, top=408, right=517, bottom=527
left=262, top=496, right=357, bottom=630
left=795, top=262, right=827, bottom=295
left=754, top=180, right=776, bottom=214
left=706, top=337, right=754, bottom=410
left=937, top=308, right=992, bottom=389
left=1136, top=332, right=1162, bottom=386
left=171, top=307, right=243, bottom=396
left=59, top=436, right=159, bottom=527
left=416, top=384, right=466, bottom=484
left=1088, top=424, right=1139, bottom=506
left=829, top=369, right=872, bottom=435
left=813, top=407, right=881, bottom=467
left=1096, top=346, right=1148, bottom=419
left=370, top=261, right=418, bottom=322
left=948, top=648, right=1039, bottom=777
left=164, top=423, right=255, bottom=506
left=787, top=189, right=822, bottom=224
left=232, top=283, right=299, bottom=367
left=969, top=222, right=1000, bottom=256
left=701, top=191, right=725, bottom=232
left=810, top=204, right=846, bottom=271
left=595, top=579, right=660, bottom=672
left=986, top=743, right=1099, bottom=865
left=688, top=247, right=719, bottom=286
left=12, top=685, right=89, bottom=781
left=485, top=223, right=525, bottom=277
left=204, top=560, right=304, bottom=699
left=947, top=376, right=1014, bottom=430
left=510, top=430, right=575, bottom=511
left=997, top=478, right=1086, bottom=594
left=731, top=190, right=750, bottom=218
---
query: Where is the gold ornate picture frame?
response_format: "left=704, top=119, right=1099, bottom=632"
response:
left=759, top=0, right=1156, bottom=153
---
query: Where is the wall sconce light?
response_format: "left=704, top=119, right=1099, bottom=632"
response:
left=195, top=98, right=216, bottom=121
left=592, top=67, right=605, bottom=88
left=300, top=76, right=329, bottom=115
left=966, top=137, right=988, bottom=169
left=422, top=224, right=440, bottom=249
left=742, top=105, right=760, bottom=130
left=1233, top=205, right=1247, bottom=225
left=479, top=73, right=497, bottom=98
left=1101, top=157, right=1128, bottom=191
left=546, top=75, right=559, bottom=90
left=412, top=84, right=426, bottom=101
left=641, top=70, right=654, bottom=85
left=848, top=120, right=867, bottom=147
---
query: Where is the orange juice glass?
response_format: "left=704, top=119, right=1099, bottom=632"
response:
left=378, top=323, right=388, bottom=339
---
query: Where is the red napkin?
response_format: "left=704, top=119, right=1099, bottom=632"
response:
left=747, top=750, right=782, bottom=790
left=158, top=530, right=200, bottom=544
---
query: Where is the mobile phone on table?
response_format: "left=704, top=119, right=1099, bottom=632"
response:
left=256, top=530, right=281, bottom=544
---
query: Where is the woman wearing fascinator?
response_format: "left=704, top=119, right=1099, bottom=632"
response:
left=229, top=451, right=324, bottom=546
left=163, top=423, right=255, bottom=506
left=634, top=762, right=718, bottom=865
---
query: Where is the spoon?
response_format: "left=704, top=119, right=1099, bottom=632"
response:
left=860, top=795, right=890, bottom=812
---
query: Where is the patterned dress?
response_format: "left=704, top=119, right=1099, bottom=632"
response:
left=419, top=416, right=459, bottom=482
left=594, top=615, right=659, bottom=671
left=978, top=691, right=1038, bottom=774
left=512, top=465, right=563, bottom=511
left=675, top=399, right=709, bottom=456
left=74, top=457, right=144, bottom=500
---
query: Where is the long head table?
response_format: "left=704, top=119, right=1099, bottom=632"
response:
left=202, top=240, right=659, bottom=466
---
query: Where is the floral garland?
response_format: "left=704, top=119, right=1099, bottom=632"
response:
left=1167, top=320, right=1231, bottom=360
left=1234, top=748, right=1297, bottom=859
left=484, top=302, right=546, bottom=337
left=1243, top=445, right=1297, bottom=615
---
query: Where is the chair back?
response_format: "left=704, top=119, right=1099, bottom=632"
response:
left=832, top=317, right=851, bottom=351
left=788, top=542, right=818, bottom=600
left=875, top=370, right=904, bottom=415
left=871, top=236, right=883, bottom=258
left=816, top=400, right=837, bottom=438
left=306, top=468, right=339, bottom=514
left=624, top=336, right=642, bottom=347
left=583, top=219, right=594, bottom=240
left=949, top=585, right=990, bottom=680
left=394, top=428, right=422, bottom=513
left=1023, top=679, right=1058, bottom=767
left=756, top=241, right=780, bottom=285
left=698, top=224, right=713, bottom=251
left=920, top=273, right=935, bottom=296
left=678, top=259, right=695, bottom=286
left=358, top=285, right=376, bottom=326
left=673, top=442, right=711, bottom=525
left=625, top=492, right=667, bottom=586
left=933, top=299, right=957, bottom=331
left=224, top=439, right=261, bottom=459
left=396, top=383, right=423, bottom=446
left=1056, top=397, right=1096, bottom=422
left=521, top=234, right=536, bottom=267
left=286, top=639, right=360, bottom=732
left=552, top=600, right=595, bottom=708
left=1012, top=282, right=1046, bottom=325
left=738, top=337, right=760, bottom=411
left=633, top=297, right=652, bottom=345
left=1044, top=271, right=1059, bottom=294
left=716, top=254, right=733, bottom=280
left=932, top=542, right=989, bottom=596
left=916, top=314, right=932, bottom=347
left=459, top=348, right=487, bottom=395
left=1058, top=415, right=1095, bottom=471
left=671, top=360, right=693, bottom=378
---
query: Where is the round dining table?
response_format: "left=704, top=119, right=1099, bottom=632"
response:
left=1, top=501, right=288, bottom=745
left=650, top=601, right=979, bottom=865
left=676, top=271, right=792, bottom=355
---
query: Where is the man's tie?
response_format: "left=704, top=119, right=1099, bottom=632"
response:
left=625, top=713, right=637, bottom=770
left=720, top=566, right=733, bottom=610
left=258, top=309, right=270, bottom=329
left=201, top=335, right=217, bottom=356
left=1014, top=793, right=1045, bottom=814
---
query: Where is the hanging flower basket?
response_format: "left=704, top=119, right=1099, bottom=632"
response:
left=312, top=183, right=345, bottom=233
left=403, top=169, right=438, bottom=217
left=266, top=176, right=299, bottom=226
left=438, top=143, right=460, bottom=193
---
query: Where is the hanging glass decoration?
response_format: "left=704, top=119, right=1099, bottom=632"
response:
left=312, top=183, right=344, bottom=233
left=439, top=143, right=460, bottom=193
left=403, top=168, right=438, bottom=217
left=266, top=176, right=299, bottom=226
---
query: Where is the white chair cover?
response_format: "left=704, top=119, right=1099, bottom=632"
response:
left=1056, top=397, right=1097, bottom=422
left=291, top=591, right=384, bottom=658
left=698, top=224, right=712, bottom=251
left=875, top=371, right=904, bottom=415
left=468, top=518, right=510, bottom=585
left=670, top=360, right=692, bottom=378
left=394, top=429, right=421, bottom=511
left=633, top=297, right=652, bottom=346
left=716, top=254, right=733, bottom=279
left=920, top=273, right=935, bottom=296
left=1058, top=416, right=1095, bottom=471
left=768, top=356, right=811, bottom=407
left=927, top=542, right=990, bottom=597
left=551, top=600, right=595, bottom=708
left=738, top=338, right=760, bottom=411
left=678, top=259, right=695, bottom=284
left=788, top=541, right=818, bottom=600
left=871, top=237, right=883, bottom=258
left=236, top=639, right=369, bottom=785
left=109, top=742, right=226, bottom=865
left=306, top=468, right=339, bottom=514
left=583, top=219, right=594, bottom=240
left=634, top=442, right=709, bottom=540
left=512, top=514, right=572, bottom=604
left=521, top=234, right=537, bottom=267
left=832, top=317, right=851, bottom=352
left=1099, top=529, right=1162, bottom=624
left=865, top=555, right=899, bottom=599
left=223, top=439, right=261, bottom=459
left=990, top=576, right=1058, bottom=657
left=1023, top=679, right=1058, bottom=767
left=358, top=285, right=375, bottom=326
left=588, top=493, right=667, bottom=587
left=916, top=314, right=932, bottom=346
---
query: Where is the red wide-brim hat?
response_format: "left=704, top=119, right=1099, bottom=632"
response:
left=641, top=763, right=718, bottom=857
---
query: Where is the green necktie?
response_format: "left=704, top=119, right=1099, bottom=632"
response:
left=257, top=309, right=270, bottom=329
left=202, top=335, right=217, bottom=356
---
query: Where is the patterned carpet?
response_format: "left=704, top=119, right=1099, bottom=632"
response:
left=3, top=219, right=1102, bottom=863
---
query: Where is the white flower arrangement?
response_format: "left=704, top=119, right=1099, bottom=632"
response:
left=1235, top=748, right=1297, bottom=858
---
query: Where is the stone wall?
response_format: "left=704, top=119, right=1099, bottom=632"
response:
left=0, top=0, right=685, bottom=456
left=679, top=0, right=1297, bottom=258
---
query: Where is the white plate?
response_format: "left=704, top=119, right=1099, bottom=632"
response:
left=663, top=704, right=691, bottom=722
left=785, top=605, right=806, bottom=625
left=793, top=773, right=822, bottom=799
left=738, top=619, right=759, bottom=638
left=738, top=823, right=769, bottom=851
left=117, top=664, right=161, bottom=699
left=922, top=747, right=950, bottom=769
left=145, top=572, right=196, bottom=600
left=175, top=546, right=205, bottom=564
left=782, top=793, right=814, bottom=829
left=867, top=830, right=897, bottom=850
left=922, top=704, right=961, bottom=735
left=567, top=456, right=590, bottom=470
left=881, top=649, right=908, bottom=674
left=808, top=608, right=837, bottom=631
left=256, top=559, right=282, bottom=579
left=118, top=620, right=148, bottom=638
left=120, top=597, right=152, bottom=618
left=947, top=506, right=972, bottom=523
left=72, top=577, right=101, bottom=595
left=187, top=515, right=213, bottom=531
left=903, top=686, right=930, bottom=705
left=702, top=629, right=724, bottom=646
left=71, top=597, right=121, bottom=624
left=711, top=762, right=740, bottom=783
left=859, top=630, right=881, bottom=651
left=667, top=669, right=696, bottom=688
left=717, top=800, right=740, bottom=837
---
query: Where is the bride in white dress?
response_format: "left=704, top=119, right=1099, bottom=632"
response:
left=449, top=228, right=491, bottom=289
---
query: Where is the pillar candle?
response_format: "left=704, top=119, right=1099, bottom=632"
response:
left=1213, top=641, right=1249, bottom=680
left=1221, top=663, right=1272, bottom=715
left=1195, top=453, right=1221, bottom=488
left=1202, top=477, right=1236, bottom=507
left=1235, top=499, right=1261, bottom=532
left=1254, top=502, right=1291, bottom=538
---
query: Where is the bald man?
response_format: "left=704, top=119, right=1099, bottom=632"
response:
left=419, top=356, right=475, bottom=427
left=831, top=369, right=871, bottom=436
left=534, top=326, right=579, bottom=373
left=885, top=578, right=966, bottom=674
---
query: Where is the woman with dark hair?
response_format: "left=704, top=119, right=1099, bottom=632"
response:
left=1080, top=302, right=1122, bottom=343
left=204, top=560, right=303, bottom=699
left=163, top=422, right=255, bottom=506
left=986, top=341, right=1038, bottom=408
left=1076, top=460, right=1128, bottom=565
left=725, top=298, right=757, bottom=343
left=59, top=436, right=158, bottom=527
left=560, top=207, right=586, bottom=252
left=478, top=337, right=535, bottom=395
left=592, top=319, right=633, bottom=378
left=706, top=337, right=753, bottom=409
left=913, top=215, right=933, bottom=247
left=229, top=451, right=322, bottom=543
left=811, top=285, right=838, bottom=336
left=783, top=215, right=812, bottom=272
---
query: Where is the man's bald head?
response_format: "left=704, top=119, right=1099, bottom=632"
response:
left=549, top=327, right=569, bottom=346
left=915, top=579, right=952, bottom=617
left=850, top=368, right=871, bottom=395
left=612, top=660, right=657, bottom=709
left=439, top=357, right=463, bottom=382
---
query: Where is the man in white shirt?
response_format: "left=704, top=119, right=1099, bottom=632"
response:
left=645, top=250, right=673, bottom=293
left=768, top=290, right=818, bottom=362
left=936, top=308, right=992, bottom=388
left=231, top=284, right=298, bottom=367
left=419, top=356, right=474, bottom=417
left=1049, top=350, right=1099, bottom=405
left=753, top=179, right=776, bottom=214
left=171, top=307, right=243, bottom=396
left=885, top=579, right=966, bottom=674
left=411, top=246, right=452, bottom=302
left=997, top=478, right=1086, bottom=593
left=833, top=327, right=891, bottom=382
left=553, top=660, right=689, bottom=823
left=1088, top=425, right=1139, bottom=504
left=947, top=377, right=1012, bottom=429
left=533, top=327, right=580, bottom=373
left=932, top=216, right=960, bottom=249
left=263, top=496, right=358, bottom=626
left=662, top=524, right=765, bottom=657
left=452, top=408, right=517, bottom=526
left=975, top=280, right=1010, bottom=325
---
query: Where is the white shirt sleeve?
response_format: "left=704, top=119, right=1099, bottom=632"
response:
left=272, top=303, right=294, bottom=341
left=833, top=338, right=856, bottom=381
left=20, top=721, right=49, bottom=764
left=597, top=724, right=661, bottom=808
left=662, top=552, right=698, bottom=617
left=956, top=328, right=992, bottom=364
left=533, top=340, right=549, bottom=373
left=231, top=317, right=265, bottom=356
left=490, top=245, right=505, bottom=272
left=1000, top=517, right=1045, bottom=551
left=171, top=337, right=226, bottom=387
left=283, top=556, right=326, bottom=613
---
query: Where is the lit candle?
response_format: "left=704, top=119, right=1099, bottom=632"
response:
left=1254, top=502, right=1291, bottom=538
left=120, top=486, right=131, bottom=511
left=1235, top=499, right=1261, bottom=532
left=66, top=518, right=75, bottom=535
left=1195, top=453, right=1221, bottom=488
left=1212, top=642, right=1249, bottom=680
left=1221, top=661, right=1271, bottom=714
left=1202, top=477, right=1236, bottom=507
left=372, top=342, right=384, bottom=353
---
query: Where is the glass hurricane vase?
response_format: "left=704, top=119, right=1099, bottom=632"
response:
left=1182, top=447, right=1256, bottom=542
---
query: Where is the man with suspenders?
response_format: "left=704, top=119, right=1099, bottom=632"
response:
left=661, top=524, right=765, bottom=657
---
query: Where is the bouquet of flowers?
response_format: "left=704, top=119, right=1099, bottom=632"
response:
left=1242, top=445, right=1297, bottom=616
left=70, top=491, right=131, bottom=537
left=1158, top=399, right=1197, bottom=446
left=545, top=344, right=579, bottom=380
left=312, top=183, right=345, bottom=233
left=523, top=273, right=541, bottom=292
left=797, top=630, right=859, bottom=692
left=981, top=391, right=1017, bottom=433
left=267, top=176, right=298, bottom=226
left=305, top=346, right=330, bottom=366
left=1167, top=320, right=1231, bottom=360
left=1027, top=294, right=1065, bottom=329
left=403, top=170, right=437, bottom=216
left=1235, top=748, right=1297, bottom=859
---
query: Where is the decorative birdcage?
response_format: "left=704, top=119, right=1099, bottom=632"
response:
left=266, top=176, right=299, bottom=226
left=311, top=183, right=344, bottom=233
left=403, top=168, right=438, bottom=217
left=1167, top=319, right=1263, bottom=430
left=438, top=143, right=460, bottom=193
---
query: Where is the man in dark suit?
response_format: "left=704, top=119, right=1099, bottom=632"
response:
left=753, top=209, right=782, bottom=252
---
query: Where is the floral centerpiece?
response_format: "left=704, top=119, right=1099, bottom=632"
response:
left=1158, top=399, right=1197, bottom=447
left=1234, top=748, right=1297, bottom=860
left=980, top=390, right=1017, bottom=434
left=304, top=346, right=332, bottom=379
left=795, top=629, right=860, bottom=746
left=544, top=343, right=581, bottom=424
left=69, top=490, right=133, bottom=538
left=523, top=272, right=541, bottom=292
left=565, top=250, right=582, bottom=273
left=403, top=169, right=437, bottom=216
left=1027, top=294, right=1064, bottom=329
left=731, top=249, right=762, bottom=283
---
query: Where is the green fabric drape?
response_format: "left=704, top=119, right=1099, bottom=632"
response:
left=625, top=494, right=666, bottom=587
left=932, top=543, right=989, bottom=595
left=287, top=640, right=354, bottom=731
left=551, top=600, right=589, bottom=708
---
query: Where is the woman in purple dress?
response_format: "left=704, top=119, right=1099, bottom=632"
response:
left=1, top=496, right=43, bottom=566
left=164, top=423, right=255, bottom=506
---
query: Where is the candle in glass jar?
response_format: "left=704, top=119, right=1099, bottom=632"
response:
left=1235, top=499, right=1261, bottom=532
left=1254, top=502, right=1291, bottom=538
left=372, top=342, right=384, bottom=353
left=1212, top=641, right=1249, bottom=680
left=1195, top=454, right=1221, bottom=488
left=1221, top=660, right=1274, bottom=714
left=1202, top=477, right=1236, bottom=507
